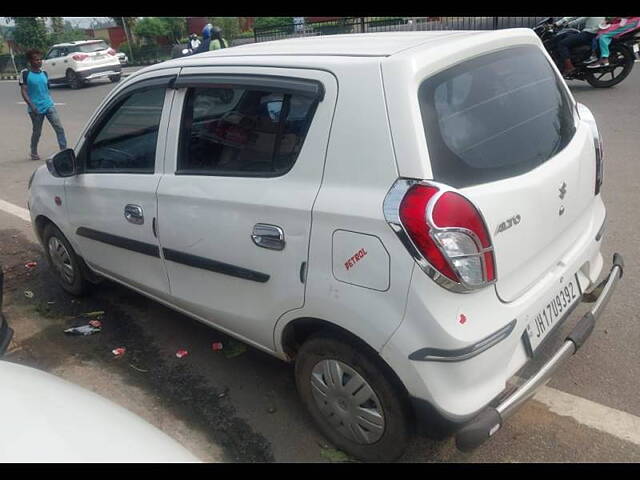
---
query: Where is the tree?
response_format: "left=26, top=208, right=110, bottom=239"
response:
left=253, top=17, right=293, bottom=31
left=110, top=17, right=138, bottom=43
left=160, top=17, right=186, bottom=43
left=50, top=17, right=64, bottom=34
left=134, top=17, right=166, bottom=43
left=209, top=17, right=241, bottom=40
left=7, top=17, right=49, bottom=52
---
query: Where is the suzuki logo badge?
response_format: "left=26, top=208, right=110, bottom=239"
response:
left=559, top=182, right=567, bottom=200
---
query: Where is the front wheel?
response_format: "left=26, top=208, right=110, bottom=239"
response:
left=66, top=69, right=84, bottom=89
left=295, top=335, right=412, bottom=462
left=42, top=223, right=89, bottom=296
left=586, top=44, right=635, bottom=88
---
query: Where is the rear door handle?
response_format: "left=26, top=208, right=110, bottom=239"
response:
left=252, top=224, right=285, bottom=250
left=124, top=204, right=144, bottom=225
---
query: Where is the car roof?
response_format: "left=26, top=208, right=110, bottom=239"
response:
left=189, top=32, right=477, bottom=59
left=132, top=29, right=539, bottom=79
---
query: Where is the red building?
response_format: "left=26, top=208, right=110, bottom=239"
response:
left=187, top=17, right=209, bottom=36
left=85, top=26, right=127, bottom=49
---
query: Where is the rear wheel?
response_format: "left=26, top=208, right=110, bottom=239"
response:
left=109, top=74, right=121, bottom=83
left=586, top=44, right=635, bottom=88
left=295, top=335, right=412, bottom=462
left=42, top=223, right=89, bottom=296
left=66, top=69, right=84, bottom=89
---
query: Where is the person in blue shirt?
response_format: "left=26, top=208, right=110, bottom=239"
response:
left=19, top=49, right=67, bottom=161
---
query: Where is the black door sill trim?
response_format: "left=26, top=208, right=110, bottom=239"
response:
left=163, top=248, right=270, bottom=283
left=76, top=227, right=160, bottom=258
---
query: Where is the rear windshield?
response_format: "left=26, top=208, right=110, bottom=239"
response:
left=71, top=41, right=109, bottom=53
left=418, top=45, right=576, bottom=188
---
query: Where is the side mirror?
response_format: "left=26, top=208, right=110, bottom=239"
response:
left=46, top=148, right=76, bottom=177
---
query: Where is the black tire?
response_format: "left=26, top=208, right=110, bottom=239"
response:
left=586, top=44, right=635, bottom=88
left=42, top=223, right=89, bottom=296
left=109, top=74, right=121, bottom=83
left=66, top=69, right=84, bottom=89
left=295, top=335, right=412, bottom=462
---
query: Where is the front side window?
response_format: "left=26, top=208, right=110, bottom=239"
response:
left=46, top=48, right=59, bottom=60
left=178, top=85, right=317, bottom=176
left=418, top=45, right=576, bottom=187
left=85, top=87, right=165, bottom=173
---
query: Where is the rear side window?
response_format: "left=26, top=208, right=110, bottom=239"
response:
left=177, top=86, right=318, bottom=176
left=418, top=45, right=576, bottom=187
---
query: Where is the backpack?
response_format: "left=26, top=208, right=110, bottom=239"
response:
left=19, top=69, right=49, bottom=87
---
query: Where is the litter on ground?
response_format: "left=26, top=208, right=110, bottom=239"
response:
left=24, top=290, right=34, bottom=299
left=64, top=324, right=101, bottom=336
left=112, top=347, right=126, bottom=357
left=176, top=349, right=189, bottom=359
left=129, top=363, right=149, bottom=373
left=223, top=339, right=247, bottom=359
left=24, top=262, right=37, bottom=269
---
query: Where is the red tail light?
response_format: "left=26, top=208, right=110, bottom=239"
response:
left=107, top=48, right=116, bottom=56
left=72, top=54, right=88, bottom=61
left=391, top=181, right=496, bottom=291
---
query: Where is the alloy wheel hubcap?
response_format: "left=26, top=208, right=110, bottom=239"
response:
left=48, top=236, right=74, bottom=284
left=310, top=359, right=385, bottom=444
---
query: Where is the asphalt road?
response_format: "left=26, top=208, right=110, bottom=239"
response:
left=0, top=64, right=639, bottom=463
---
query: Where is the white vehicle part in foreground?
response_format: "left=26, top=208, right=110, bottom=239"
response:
left=0, top=361, right=199, bottom=463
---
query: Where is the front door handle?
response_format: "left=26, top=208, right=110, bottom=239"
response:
left=252, top=224, right=285, bottom=250
left=124, top=204, right=144, bottom=225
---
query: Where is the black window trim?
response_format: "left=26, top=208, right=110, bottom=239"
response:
left=171, top=73, right=325, bottom=101
left=174, top=79, right=320, bottom=178
left=77, top=74, right=176, bottom=175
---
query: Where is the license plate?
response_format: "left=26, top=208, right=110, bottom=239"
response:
left=634, top=43, right=639, bottom=53
left=522, top=274, right=582, bottom=356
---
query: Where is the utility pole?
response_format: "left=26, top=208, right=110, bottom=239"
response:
left=121, top=17, right=134, bottom=63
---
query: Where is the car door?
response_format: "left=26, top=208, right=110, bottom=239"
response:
left=42, top=47, right=62, bottom=80
left=65, top=71, right=179, bottom=300
left=157, top=67, right=337, bottom=350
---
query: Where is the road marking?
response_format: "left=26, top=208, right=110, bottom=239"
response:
left=532, top=385, right=640, bottom=446
left=0, top=198, right=31, bottom=223
left=16, top=102, right=66, bottom=106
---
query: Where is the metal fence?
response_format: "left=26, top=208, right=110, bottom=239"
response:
left=254, top=16, right=550, bottom=43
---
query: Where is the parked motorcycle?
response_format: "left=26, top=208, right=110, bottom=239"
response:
left=533, top=17, right=640, bottom=88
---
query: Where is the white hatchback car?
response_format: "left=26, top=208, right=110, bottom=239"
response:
left=28, top=31, right=623, bottom=461
left=42, top=40, right=122, bottom=89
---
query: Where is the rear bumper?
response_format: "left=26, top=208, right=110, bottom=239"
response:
left=76, top=64, right=122, bottom=80
left=455, top=253, right=623, bottom=451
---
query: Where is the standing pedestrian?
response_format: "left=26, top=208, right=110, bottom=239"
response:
left=19, top=49, right=67, bottom=161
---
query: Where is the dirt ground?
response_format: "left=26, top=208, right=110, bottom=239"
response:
left=1, top=228, right=277, bottom=463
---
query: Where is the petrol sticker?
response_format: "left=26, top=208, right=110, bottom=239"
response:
left=344, top=248, right=367, bottom=271
left=459, top=314, right=467, bottom=325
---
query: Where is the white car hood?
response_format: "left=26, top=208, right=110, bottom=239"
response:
left=0, top=361, right=200, bottom=463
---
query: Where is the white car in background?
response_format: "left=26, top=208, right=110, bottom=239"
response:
left=116, top=51, right=129, bottom=66
left=42, top=40, right=122, bottom=89
left=29, top=30, right=623, bottom=461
